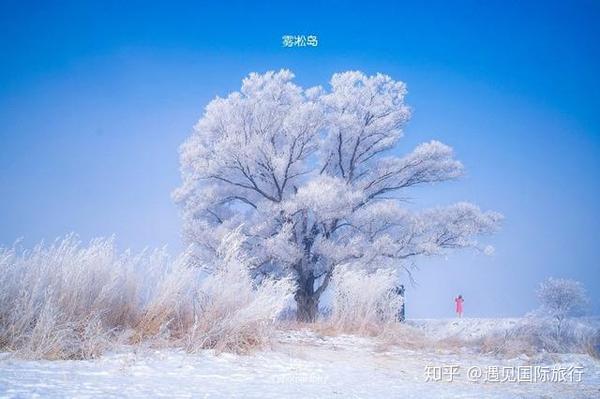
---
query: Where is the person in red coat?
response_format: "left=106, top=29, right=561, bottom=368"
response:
left=455, top=294, right=464, bottom=318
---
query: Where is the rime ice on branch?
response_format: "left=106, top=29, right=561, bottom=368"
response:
left=174, top=70, right=502, bottom=321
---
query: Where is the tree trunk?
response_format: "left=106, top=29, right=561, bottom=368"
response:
left=295, top=291, right=319, bottom=322
left=295, top=273, right=319, bottom=322
left=396, top=284, right=406, bottom=322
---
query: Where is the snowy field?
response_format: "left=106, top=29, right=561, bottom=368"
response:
left=1, top=319, right=598, bottom=399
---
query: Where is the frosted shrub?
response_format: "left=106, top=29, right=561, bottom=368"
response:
left=478, top=278, right=594, bottom=358
left=135, top=230, right=294, bottom=353
left=0, top=236, right=172, bottom=359
left=133, top=252, right=201, bottom=343
left=0, top=232, right=293, bottom=359
left=328, top=266, right=402, bottom=334
left=536, top=277, right=589, bottom=337
left=478, top=316, right=599, bottom=357
left=182, top=231, right=294, bottom=353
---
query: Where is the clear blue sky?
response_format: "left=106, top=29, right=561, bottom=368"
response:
left=1, top=0, right=599, bottom=317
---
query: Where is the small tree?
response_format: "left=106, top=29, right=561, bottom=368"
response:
left=536, top=277, right=589, bottom=337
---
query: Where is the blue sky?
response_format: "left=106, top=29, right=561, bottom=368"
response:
left=1, top=0, right=599, bottom=317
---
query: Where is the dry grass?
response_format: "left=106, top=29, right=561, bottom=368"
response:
left=2, top=236, right=597, bottom=361
left=470, top=317, right=600, bottom=359
left=0, top=236, right=157, bottom=359
left=0, top=232, right=293, bottom=359
left=583, top=331, right=600, bottom=359
left=374, top=323, right=432, bottom=352
left=137, top=231, right=294, bottom=354
left=322, top=266, right=403, bottom=336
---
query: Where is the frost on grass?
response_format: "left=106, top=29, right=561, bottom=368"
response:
left=325, top=266, right=402, bottom=335
left=0, top=235, right=161, bottom=359
left=0, top=232, right=293, bottom=359
left=138, top=229, right=294, bottom=353
left=0, top=235, right=597, bottom=363
left=476, top=316, right=600, bottom=359
left=477, top=278, right=597, bottom=358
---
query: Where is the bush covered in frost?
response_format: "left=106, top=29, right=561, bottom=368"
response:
left=138, top=230, right=294, bottom=353
left=0, top=232, right=293, bottom=359
left=477, top=278, right=596, bottom=358
left=326, top=266, right=403, bottom=334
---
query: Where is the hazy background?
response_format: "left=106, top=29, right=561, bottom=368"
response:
left=1, top=0, right=599, bottom=317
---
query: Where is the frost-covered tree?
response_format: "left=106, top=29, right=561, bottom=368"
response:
left=174, top=70, right=502, bottom=321
left=536, top=277, right=589, bottom=336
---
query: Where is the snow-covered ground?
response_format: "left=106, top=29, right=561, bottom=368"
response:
left=407, top=318, right=524, bottom=340
left=407, top=317, right=600, bottom=341
left=1, top=320, right=598, bottom=398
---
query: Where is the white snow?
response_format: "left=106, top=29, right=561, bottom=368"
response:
left=1, top=320, right=599, bottom=398
left=407, top=317, right=600, bottom=341
left=406, top=318, right=524, bottom=340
